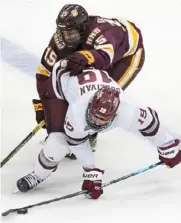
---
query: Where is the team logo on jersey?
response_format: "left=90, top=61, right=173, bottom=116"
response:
left=71, top=10, right=78, bottom=17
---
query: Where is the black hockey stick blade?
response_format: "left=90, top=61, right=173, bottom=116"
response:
left=1, top=190, right=87, bottom=217
left=1, top=209, right=16, bottom=217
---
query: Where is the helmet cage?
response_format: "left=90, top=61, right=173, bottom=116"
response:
left=85, top=86, right=120, bottom=131
left=86, top=103, right=116, bottom=132
left=56, top=26, right=81, bottom=46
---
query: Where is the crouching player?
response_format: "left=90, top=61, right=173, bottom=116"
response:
left=17, top=66, right=181, bottom=199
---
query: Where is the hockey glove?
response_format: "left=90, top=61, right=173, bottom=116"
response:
left=61, top=50, right=95, bottom=76
left=32, top=99, right=46, bottom=129
left=158, top=139, right=181, bottom=168
left=82, top=168, right=104, bottom=199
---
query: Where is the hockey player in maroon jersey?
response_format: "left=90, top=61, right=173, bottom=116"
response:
left=33, top=4, right=145, bottom=159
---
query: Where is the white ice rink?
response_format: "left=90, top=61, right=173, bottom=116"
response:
left=1, top=0, right=181, bottom=222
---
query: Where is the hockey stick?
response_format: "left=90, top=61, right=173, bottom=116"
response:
left=1, top=120, right=45, bottom=168
left=1, top=160, right=163, bottom=216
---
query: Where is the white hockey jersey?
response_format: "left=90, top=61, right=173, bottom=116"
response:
left=52, top=62, right=176, bottom=168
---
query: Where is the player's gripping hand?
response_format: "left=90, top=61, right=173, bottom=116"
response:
left=61, top=50, right=95, bottom=76
left=82, top=168, right=104, bottom=199
left=158, top=139, right=181, bottom=168
left=32, top=99, right=46, bottom=128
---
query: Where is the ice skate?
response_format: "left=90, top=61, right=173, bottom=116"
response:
left=17, top=172, right=43, bottom=192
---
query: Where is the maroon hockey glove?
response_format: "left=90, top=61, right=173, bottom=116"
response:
left=82, top=168, right=104, bottom=199
left=158, top=139, right=181, bottom=168
left=61, top=50, right=95, bottom=76
left=32, top=99, right=46, bottom=129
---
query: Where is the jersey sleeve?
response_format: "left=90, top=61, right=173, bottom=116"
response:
left=83, top=27, right=124, bottom=70
left=36, top=35, right=59, bottom=78
left=64, top=105, right=96, bottom=168
left=82, top=18, right=141, bottom=70
left=36, top=35, right=60, bottom=99
left=117, top=102, right=175, bottom=148
left=64, top=104, right=89, bottom=141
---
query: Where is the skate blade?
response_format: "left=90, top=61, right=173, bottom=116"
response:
left=12, top=188, right=20, bottom=194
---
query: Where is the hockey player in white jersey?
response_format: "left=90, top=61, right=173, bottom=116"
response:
left=17, top=64, right=181, bottom=199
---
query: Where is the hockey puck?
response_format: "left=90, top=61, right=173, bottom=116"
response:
left=17, top=208, right=28, bottom=214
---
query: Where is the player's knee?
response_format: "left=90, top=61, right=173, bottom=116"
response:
left=40, top=132, right=69, bottom=165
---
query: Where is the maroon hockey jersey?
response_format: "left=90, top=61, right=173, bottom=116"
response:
left=36, top=16, right=143, bottom=98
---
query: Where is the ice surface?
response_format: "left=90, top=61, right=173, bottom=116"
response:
left=1, top=0, right=181, bottom=222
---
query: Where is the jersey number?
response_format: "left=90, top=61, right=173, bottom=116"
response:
left=44, top=47, right=57, bottom=66
left=77, top=71, right=112, bottom=85
left=138, top=108, right=147, bottom=125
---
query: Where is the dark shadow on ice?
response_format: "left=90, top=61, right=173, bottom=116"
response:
left=1, top=37, right=40, bottom=77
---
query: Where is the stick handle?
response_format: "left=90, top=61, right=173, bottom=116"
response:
left=103, top=161, right=163, bottom=188
left=1, top=120, right=45, bottom=167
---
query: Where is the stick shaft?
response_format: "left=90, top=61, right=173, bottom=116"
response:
left=103, top=161, right=163, bottom=187
left=1, top=120, right=45, bottom=167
